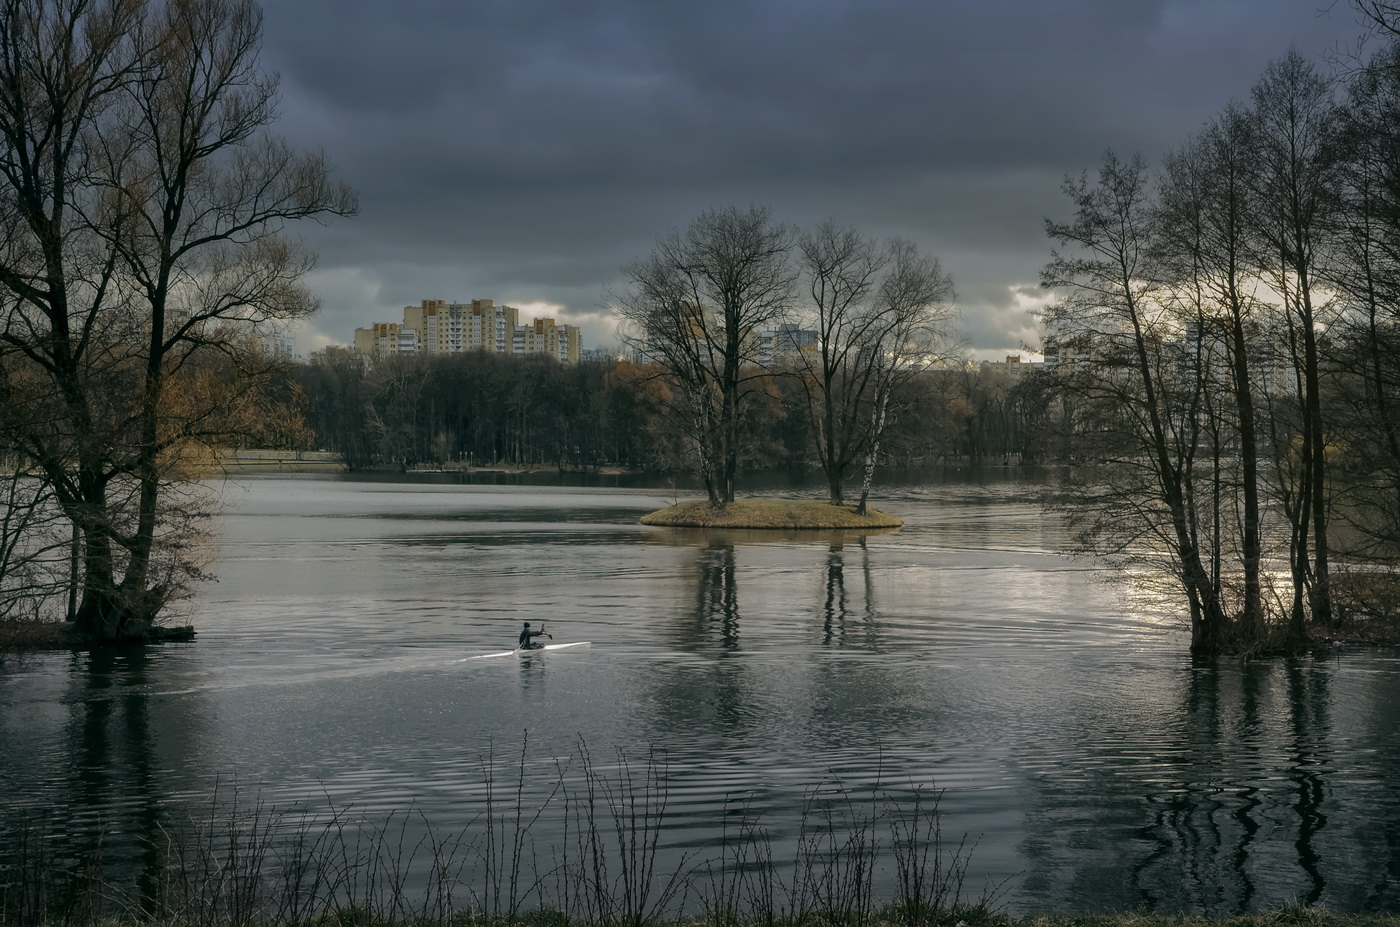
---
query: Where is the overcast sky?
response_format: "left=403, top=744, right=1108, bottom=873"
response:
left=259, top=0, right=1371, bottom=360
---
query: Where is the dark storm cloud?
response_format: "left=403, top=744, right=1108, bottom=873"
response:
left=258, top=0, right=1363, bottom=355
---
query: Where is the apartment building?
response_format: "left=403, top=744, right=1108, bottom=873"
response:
left=758, top=323, right=818, bottom=366
left=353, top=321, right=418, bottom=355
left=354, top=299, right=581, bottom=362
left=979, top=354, right=1041, bottom=383
left=513, top=316, right=581, bottom=363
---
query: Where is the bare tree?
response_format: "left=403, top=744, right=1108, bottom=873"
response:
left=794, top=222, right=888, bottom=505
left=0, top=0, right=355, bottom=640
left=1155, top=106, right=1268, bottom=637
left=1043, top=151, right=1233, bottom=653
left=299, top=346, right=376, bottom=469
left=1247, top=49, right=1342, bottom=631
left=1328, top=39, right=1400, bottom=564
left=0, top=453, right=72, bottom=626
left=851, top=240, right=956, bottom=515
left=1354, top=0, right=1400, bottom=38
left=615, top=206, right=795, bottom=506
left=363, top=353, right=430, bottom=470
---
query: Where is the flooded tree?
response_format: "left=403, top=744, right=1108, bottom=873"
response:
left=1037, top=34, right=1400, bottom=650
left=0, top=0, right=355, bottom=640
left=1327, top=40, right=1400, bottom=577
left=1043, top=151, right=1236, bottom=653
left=1248, top=50, right=1342, bottom=631
left=1154, top=106, right=1267, bottom=639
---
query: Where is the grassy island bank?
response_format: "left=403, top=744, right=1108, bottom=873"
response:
left=641, top=498, right=904, bottom=529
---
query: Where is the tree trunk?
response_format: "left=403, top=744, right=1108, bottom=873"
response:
left=1228, top=295, right=1264, bottom=637
left=856, top=392, right=889, bottom=516
left=828, top=471, right=845, bottom=507
left=1301, top=299, right=1332, bottom=625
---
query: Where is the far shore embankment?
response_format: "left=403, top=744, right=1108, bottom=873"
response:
left=218, top=449, right=347, bottom=472
left=219, top=452, right=649, bottom=478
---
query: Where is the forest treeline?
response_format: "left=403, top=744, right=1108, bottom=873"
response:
left=291, top=347, right=1043, bottom=474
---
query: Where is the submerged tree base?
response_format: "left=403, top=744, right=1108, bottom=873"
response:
left=0, top=621, right=196, bottom=654
left=1191, top=572, right=1400, bottom=657
left=641, top=498, right=904, bottom=529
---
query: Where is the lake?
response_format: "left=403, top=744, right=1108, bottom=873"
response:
left=2, top=472, right=1398, bottom=916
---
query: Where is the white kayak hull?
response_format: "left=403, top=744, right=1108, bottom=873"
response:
left=519, top=641, right=591, bottom=654
left=465, top=641, right=591, bottom=660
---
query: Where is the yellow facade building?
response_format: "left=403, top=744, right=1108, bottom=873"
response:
left=353, top=321, right=418, bottom=355
left=354, top=299, right=581, bottom=363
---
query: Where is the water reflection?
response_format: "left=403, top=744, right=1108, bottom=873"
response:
left=671, top=541, right=761, bottom=740
left=61, top=648, right=211, bottom=910
left=689, top=541, right=741, bottom=651
left=517, top=647, right=550, bottom=694
left=6, top=477, right=1400, bottom=917
left=1019, top=657, right=1398, bottom=915
left=820, top=537, right=879, bottom=648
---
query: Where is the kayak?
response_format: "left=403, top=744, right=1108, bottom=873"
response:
left=518, top=641, right=591, bottom=655
left=464, top=641, right=592, bottom=660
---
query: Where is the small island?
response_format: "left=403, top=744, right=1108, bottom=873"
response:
left=641, top=499, right=903, bottom=529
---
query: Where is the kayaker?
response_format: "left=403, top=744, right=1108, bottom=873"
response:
left=518, top=621, right=551, bottom=650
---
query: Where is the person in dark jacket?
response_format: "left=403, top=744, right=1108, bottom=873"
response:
left=518, top=621, right=551, bottom=650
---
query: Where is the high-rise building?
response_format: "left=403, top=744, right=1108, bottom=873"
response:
left=758, top=323, right=818, bottom=365
left=354, top=299, right=581, bottom=362
left=353, top=321, right=418, bottom=355
left=978, top=354, right=1040, bottom=383
left=513, top=317, right=581, bottom=364
left=401, top=299, right=518, bottom=354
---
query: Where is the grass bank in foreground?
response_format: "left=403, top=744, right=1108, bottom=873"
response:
left=641, top=498, right=904, bottom=528
left=6, top=745, right=1398, bottom=927
left=1005, top=915, right=1400, bottom=927
left=6, top=907, right=1397, bottom=927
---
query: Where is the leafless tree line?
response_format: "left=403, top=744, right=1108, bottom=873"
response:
left=1040, top=33, right=1400, bottom=652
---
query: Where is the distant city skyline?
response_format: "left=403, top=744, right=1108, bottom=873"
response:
left=260, top=0, right=1372, bottom=361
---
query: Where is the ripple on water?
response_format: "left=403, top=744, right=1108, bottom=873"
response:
left=5, top=476, right=1400, bottom=915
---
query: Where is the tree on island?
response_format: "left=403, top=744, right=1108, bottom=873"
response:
left=793, top=224, right=956, bottom=511
left=0, top=0, right=355, bottom=641
left=614, top=209, right=959, bottom=512
left=614, top=206, right=796, bottom=507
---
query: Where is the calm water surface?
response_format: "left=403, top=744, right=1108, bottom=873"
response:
left=2, top=474, right=1399, bottom=914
